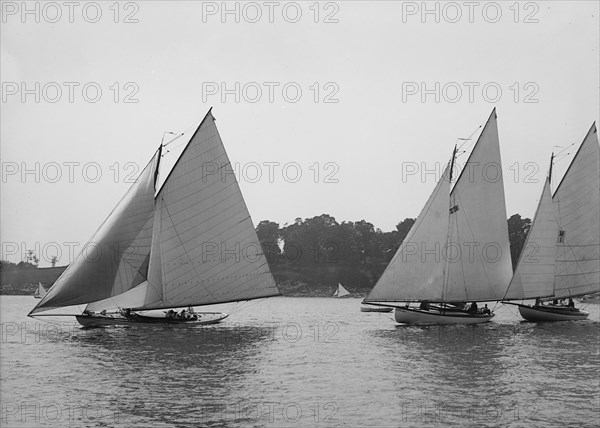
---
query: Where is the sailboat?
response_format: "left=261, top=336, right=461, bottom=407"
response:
left=503, top=123, right=599, bottom=321
left=333, top=283, right=350, bottom=298
left=363, top=109, right=513, bottom=324
left=28, top=109, right=280, bottom=327
left=33, top=282, right=47, bottom=299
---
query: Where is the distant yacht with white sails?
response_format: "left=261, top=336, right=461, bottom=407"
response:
left=333, top=283, right=350, bottom=298
left=33, top=282, right=46, bottom=299
left=363, top=109, right=513, bottom=324
left=29, top=109, right=280, bottom=327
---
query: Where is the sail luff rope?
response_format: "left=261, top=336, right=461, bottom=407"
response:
left=554, top=142, right=576, bottom=157
left=160, top=121, right=201, bottom=155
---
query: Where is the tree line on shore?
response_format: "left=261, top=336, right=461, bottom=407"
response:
left=1, top=213, right=531, bottom=295
left=256, top=213, right=531, bottom=293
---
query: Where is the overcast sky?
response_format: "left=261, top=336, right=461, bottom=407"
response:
left=1, top=1, right=599, bottom=266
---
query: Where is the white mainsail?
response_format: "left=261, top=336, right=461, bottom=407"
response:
left=137, top=109, right=279, bottom=310
left=444, top=110, right=512, bottom=302
left=552, top=124, right=600, bottom=299
left=365, top=109, right=512, bottom=303
left=503, top=177, right=557, bottom=300
left=334, top=283, right=350, bottom=297
left=30, top=109, right=279, bottom=315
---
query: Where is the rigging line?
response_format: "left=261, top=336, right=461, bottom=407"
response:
left=552, top=152, right=573, bottom=163
left=160, top=121, right=201, bottom=155
left=161, top=131, right=180, bottom=146
left=554, top=142, right=576, bottom=157
left=456, top=125, right=483, bottom=154
left=553, top=150, right=572, bottom=159
left=502, top=301, right=520, bottom=317
left=454, top=191, right=494, bottom=301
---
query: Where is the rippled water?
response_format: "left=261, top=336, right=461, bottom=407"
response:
left=1, top=296, right=599, bottom=427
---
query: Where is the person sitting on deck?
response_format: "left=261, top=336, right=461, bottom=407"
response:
left=468, top=302, right=478, bottom=314
left=535, top=298, right=542, bottom=306
left=482, top=304, right=491, bottom=315
left=419, top=300, right=430, bottom=310
left=552, top=299, right=558, bottom=305
left=568, top=298, right=575, bottom=308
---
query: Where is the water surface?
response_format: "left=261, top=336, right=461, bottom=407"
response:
left=1, top=296, right=599, bottom=427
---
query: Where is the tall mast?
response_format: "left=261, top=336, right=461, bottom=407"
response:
left=154, top=144, right=163, bottom=190
left=449, top=144, right=458, bottom=183
left=442, top=145, right=457, bottom=303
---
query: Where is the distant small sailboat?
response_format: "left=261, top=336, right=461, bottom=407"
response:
left=333, top=283, right=350, bottom=298
left=33, top=282, right=46, bottom=299
left=28, top=109, right=280, bottom=327
left=363, top=109, right=513, bottom=324
left=503, top=123, right=599, bottom=321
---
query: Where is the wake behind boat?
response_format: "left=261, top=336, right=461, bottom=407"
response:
left=363, top=109, right=512, bottom=324
left=29, top=109, right=280, bottom=327
left=502, top=124, right=599, bottom=321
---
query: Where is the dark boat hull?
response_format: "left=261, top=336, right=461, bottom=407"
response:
left=394, top=307, right=493, bottom=325
left=76, top=312, right=228, bottom=328
left=517, top=304, right=589, bottom=322
left=360, top=306, right=393, bottom=313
